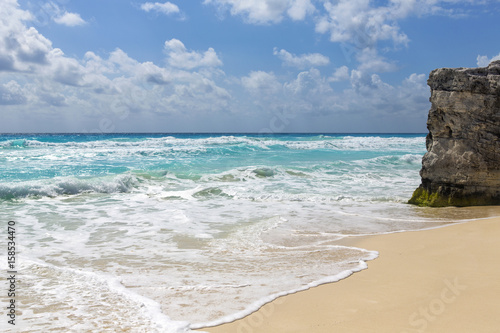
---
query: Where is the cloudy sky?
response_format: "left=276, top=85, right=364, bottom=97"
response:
left=1, top=0, right=499, bottom=133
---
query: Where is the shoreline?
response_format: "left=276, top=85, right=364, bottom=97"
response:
left=198, top=208, right=500, bottom=333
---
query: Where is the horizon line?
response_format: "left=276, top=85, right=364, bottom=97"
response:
left=0, top=132, right=428, bottom=135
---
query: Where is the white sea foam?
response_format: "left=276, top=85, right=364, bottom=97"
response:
left=0, top=174, right=138, bottom=199
left=2, top=257, right=191, bottom=332
left=1, top=135, right=425, bottom=153
left=9, top=192, right=391, bottom=326
left=190, top=255, right=377, bottom=329
left=5, top=134, right=480, bottom=331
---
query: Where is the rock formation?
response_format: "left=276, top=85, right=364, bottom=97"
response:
left=409, top=60, right=500, bottom=207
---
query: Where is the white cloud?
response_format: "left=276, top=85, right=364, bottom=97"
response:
left=39, top=91, right=67, bottom=107
left=0, top=19, right=52, bottom=72
left=54, top=12, right=86, bottom=27
left=333, top=48, right=398, bottom=90
left=315, top=0, right=409, bottom=48
left=329, top=66, right=349, bottom=82
left=273, top=48, right=329, bottom=69
left=241, top=68, right=335, bottom=117
left=0, top=80, right=26, bottom=105
left=140, top=2, right=180, bottom=15
left=206, top=0, right=488, bottom=27
left=109, top=48, right=140, bottom=74
left=241, top=71, right=281, bottom=96
left=315, top=0, right=484, bottom=52
left=140, top=62, right=170, bottom=85
left=0, top=0, right=32, bottom=29
left=1, top=0, right=464, bottom=133
left=204, top=0, right=314, bottom=24
left=352, top=72, right=429, bottom=117
left=477, top=53, right=500, bottom=67
left=0, top=0, right=232, bottom=131
left=25, top=1, right=87, bottom=27
left=81, top=46, right=228, bottom=114
left=283, top=68, right=336, bottom=114
left=284, top=68, right=330, bottom=96
left=287, top=0, right=315, bottom=21
left=164, top=39, right=222, bottom=69
left=48, top=49, right=86, bottom=86
left=239, top=64, right=430, bottom=128
left=356, top=48, right=397, bottom=74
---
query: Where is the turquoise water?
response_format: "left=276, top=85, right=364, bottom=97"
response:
left=0, top=133, right=477, bottom=332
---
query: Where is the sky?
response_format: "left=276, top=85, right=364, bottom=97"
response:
left=1, top=0, right=499, bottom=133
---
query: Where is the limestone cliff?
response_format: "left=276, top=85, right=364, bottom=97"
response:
left=409, top=60, right=500, bottom=207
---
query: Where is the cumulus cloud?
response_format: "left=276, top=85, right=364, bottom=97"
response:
left=0, top=24, right=52, bottom=72
left=329, top=66, right=349, bottom=82
left=0, top=54, right=15, bottom=71
left=239, top=63, right=430, bottom=128
left=80, top=46, right=228, bottom=113
left=285, top=68, right=330, bottom=96
left=356, top=48, right=397, bottom=74
left=315, top=0, right=409, bottom=48
left=344, top=71, right=429, bottom=119
left=54, top=12, right=86, bottom=26
left=477, top=53, right=500, bottom=67
left=164, top=39, right=223, bottom=69
left=140, top=2, right=180, bottom=15
left=48, top=49, right=86, bottom=86
left=0, top=81, right=27, bottom=105
left=273, top=48, right=329, bottom=69
left=23, top=1, right=87, bottom=27
left=205, top=0, right=493, bottom=82
left=204, top=0, right=315, bottom=24
left=283, top=68, right=336, bottom=114
left=1, top=0, right=463, bottom=132
left=331, top=48, right=398, bottom=91
left=206, top=0, right=486, bottom=28
left=241, top=71, right=281, bottom=96
left=287, top=0, right=315, bottom=20
left=315, top=0, right=483, bottom=54
left=0, top=0, right=232, bottom=132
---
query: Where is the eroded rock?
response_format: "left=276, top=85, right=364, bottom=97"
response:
left=409, top=61, right=500, bottom=207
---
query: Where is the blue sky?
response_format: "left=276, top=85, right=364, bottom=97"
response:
left=1, top=0, right=499, bottom=133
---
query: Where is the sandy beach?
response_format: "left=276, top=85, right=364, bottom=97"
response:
left=201, top=208, right=500, bottom=333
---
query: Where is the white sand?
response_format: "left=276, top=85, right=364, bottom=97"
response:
left=201, top=213, right=500, bottom=332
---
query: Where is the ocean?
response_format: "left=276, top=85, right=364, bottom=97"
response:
left=0, top=133, right=489, bottom=332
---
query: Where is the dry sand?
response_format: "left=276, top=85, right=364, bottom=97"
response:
left=200, top=210, right=500, bottom=333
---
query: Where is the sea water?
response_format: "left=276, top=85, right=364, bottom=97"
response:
left=0, top=133, right=491, bottom=332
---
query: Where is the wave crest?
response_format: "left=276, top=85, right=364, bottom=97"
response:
left=0, top=174, right=137, bottom=200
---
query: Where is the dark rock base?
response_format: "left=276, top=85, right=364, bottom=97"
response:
left=409, top=182, right=500, bottom=207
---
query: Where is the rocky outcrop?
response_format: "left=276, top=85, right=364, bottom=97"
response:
left=409, top=60, right=500, bottom=207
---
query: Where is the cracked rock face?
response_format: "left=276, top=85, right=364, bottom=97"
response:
left=409, top=60, right=500, bottom=207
